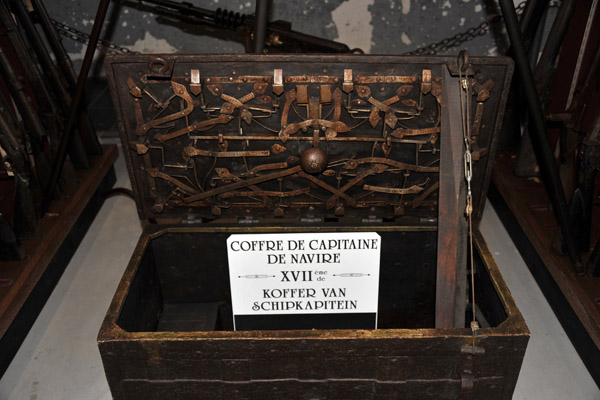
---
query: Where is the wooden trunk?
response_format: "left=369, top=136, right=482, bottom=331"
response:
left=99, top=54, right=528, bottom=400
left=99, top=226, right=526, bottom=400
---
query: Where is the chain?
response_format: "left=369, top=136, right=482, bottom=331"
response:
left=50, top=18, right=138, bottom=55
left=52, top=1, right=559, bottom=56
left=404, top=0, right=560, bottom=56
left=457, top=50, right=479, bottom=351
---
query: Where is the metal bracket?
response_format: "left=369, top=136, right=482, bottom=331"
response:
left=342, top=69, right=353, bottom=93
left=190, top=69, right=202, bottom=95
left=273, top=68, right=284, bottom=95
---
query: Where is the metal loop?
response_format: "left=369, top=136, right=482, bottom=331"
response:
left=464, top=151, right=473, bottom=182
left=148, top=57, right=170, bottom=74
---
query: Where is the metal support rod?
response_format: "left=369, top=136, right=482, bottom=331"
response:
left=518, top=0, right=550, bottom=53
left=0, top=49, right=45, bottom=143
left=10, top=0, right=71, bottom=104
left=9, top=0, right=91, bottom=169
left=514, top=0, right=575, bottom=177
left=31, top=0, right=78, bottom=87
left=0, top=1, right=56, bottom=119
left=525, top=4, right=547, bottom=69
left=532, top=0, right=576, bottom=94
left=29, top=0, right=102, bottom=156
left=41, top=0, right=111, bottom=214
left=253, top=0, right=269, bottom=54
left=498, top=0, right=583, bottom=273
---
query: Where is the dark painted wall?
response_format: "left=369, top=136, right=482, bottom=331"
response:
left=47, top=0, right=527, bottom=76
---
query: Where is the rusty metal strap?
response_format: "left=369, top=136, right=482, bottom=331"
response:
left=390, top=127, right=441, bottom=139
left=332, top=87, right=342, bottom=121
left=138, top=81, right=193, bottom=133
left=280, top=89, right=297, bottom=129
left=411, top=181, right=439, bottom=208
left=367, top=96, right=393, bottom=113
left=350, top=157, right=439, bottom=173
left=325, top=165, right=387, bottom=209
left=204, top=76, right=271, bottom=83
left=146, top=169, right=197, bottom=194
left=183, top=165, right=302, bottom=203
left=155, top=114, right=234, bottom=143
left=221, top=188, right=309, bottom=198
left=183, top=146, right=270, bottom=158
left=363, top=183, right=425, bottom=195
left=221, top=92, right=255, bottom=107
left=296, top=171, right=356, bottom=206
left=133, top=99, right=145, bottom=135
left=356, top=75, right=418, bottom=84
left=249, top=161, right=288, bottom=174
left=280, top=119, right=350, bottom=141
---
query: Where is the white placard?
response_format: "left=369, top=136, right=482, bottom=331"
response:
left=227, top=232, right=381, bottom=328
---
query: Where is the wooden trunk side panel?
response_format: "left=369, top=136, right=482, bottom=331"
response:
left=114, top=379, right=511, bottom=400
left=99, top=334, right=523, bottom=360
left=116, top=380, right=465, bottom=400
left=99, top=333, right=527, bottom=400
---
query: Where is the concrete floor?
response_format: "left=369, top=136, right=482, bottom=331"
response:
left=0, top=143, right=598, bottom=400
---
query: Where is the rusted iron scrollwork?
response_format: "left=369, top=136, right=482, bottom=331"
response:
left=118, top=61, right=491, bottom=221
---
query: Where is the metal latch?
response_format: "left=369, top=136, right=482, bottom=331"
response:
left=190, top=69, right=202, bottom=96
left=342, top=69, right=353, bottom=93
left=273, top=69, right=284, bottom=95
